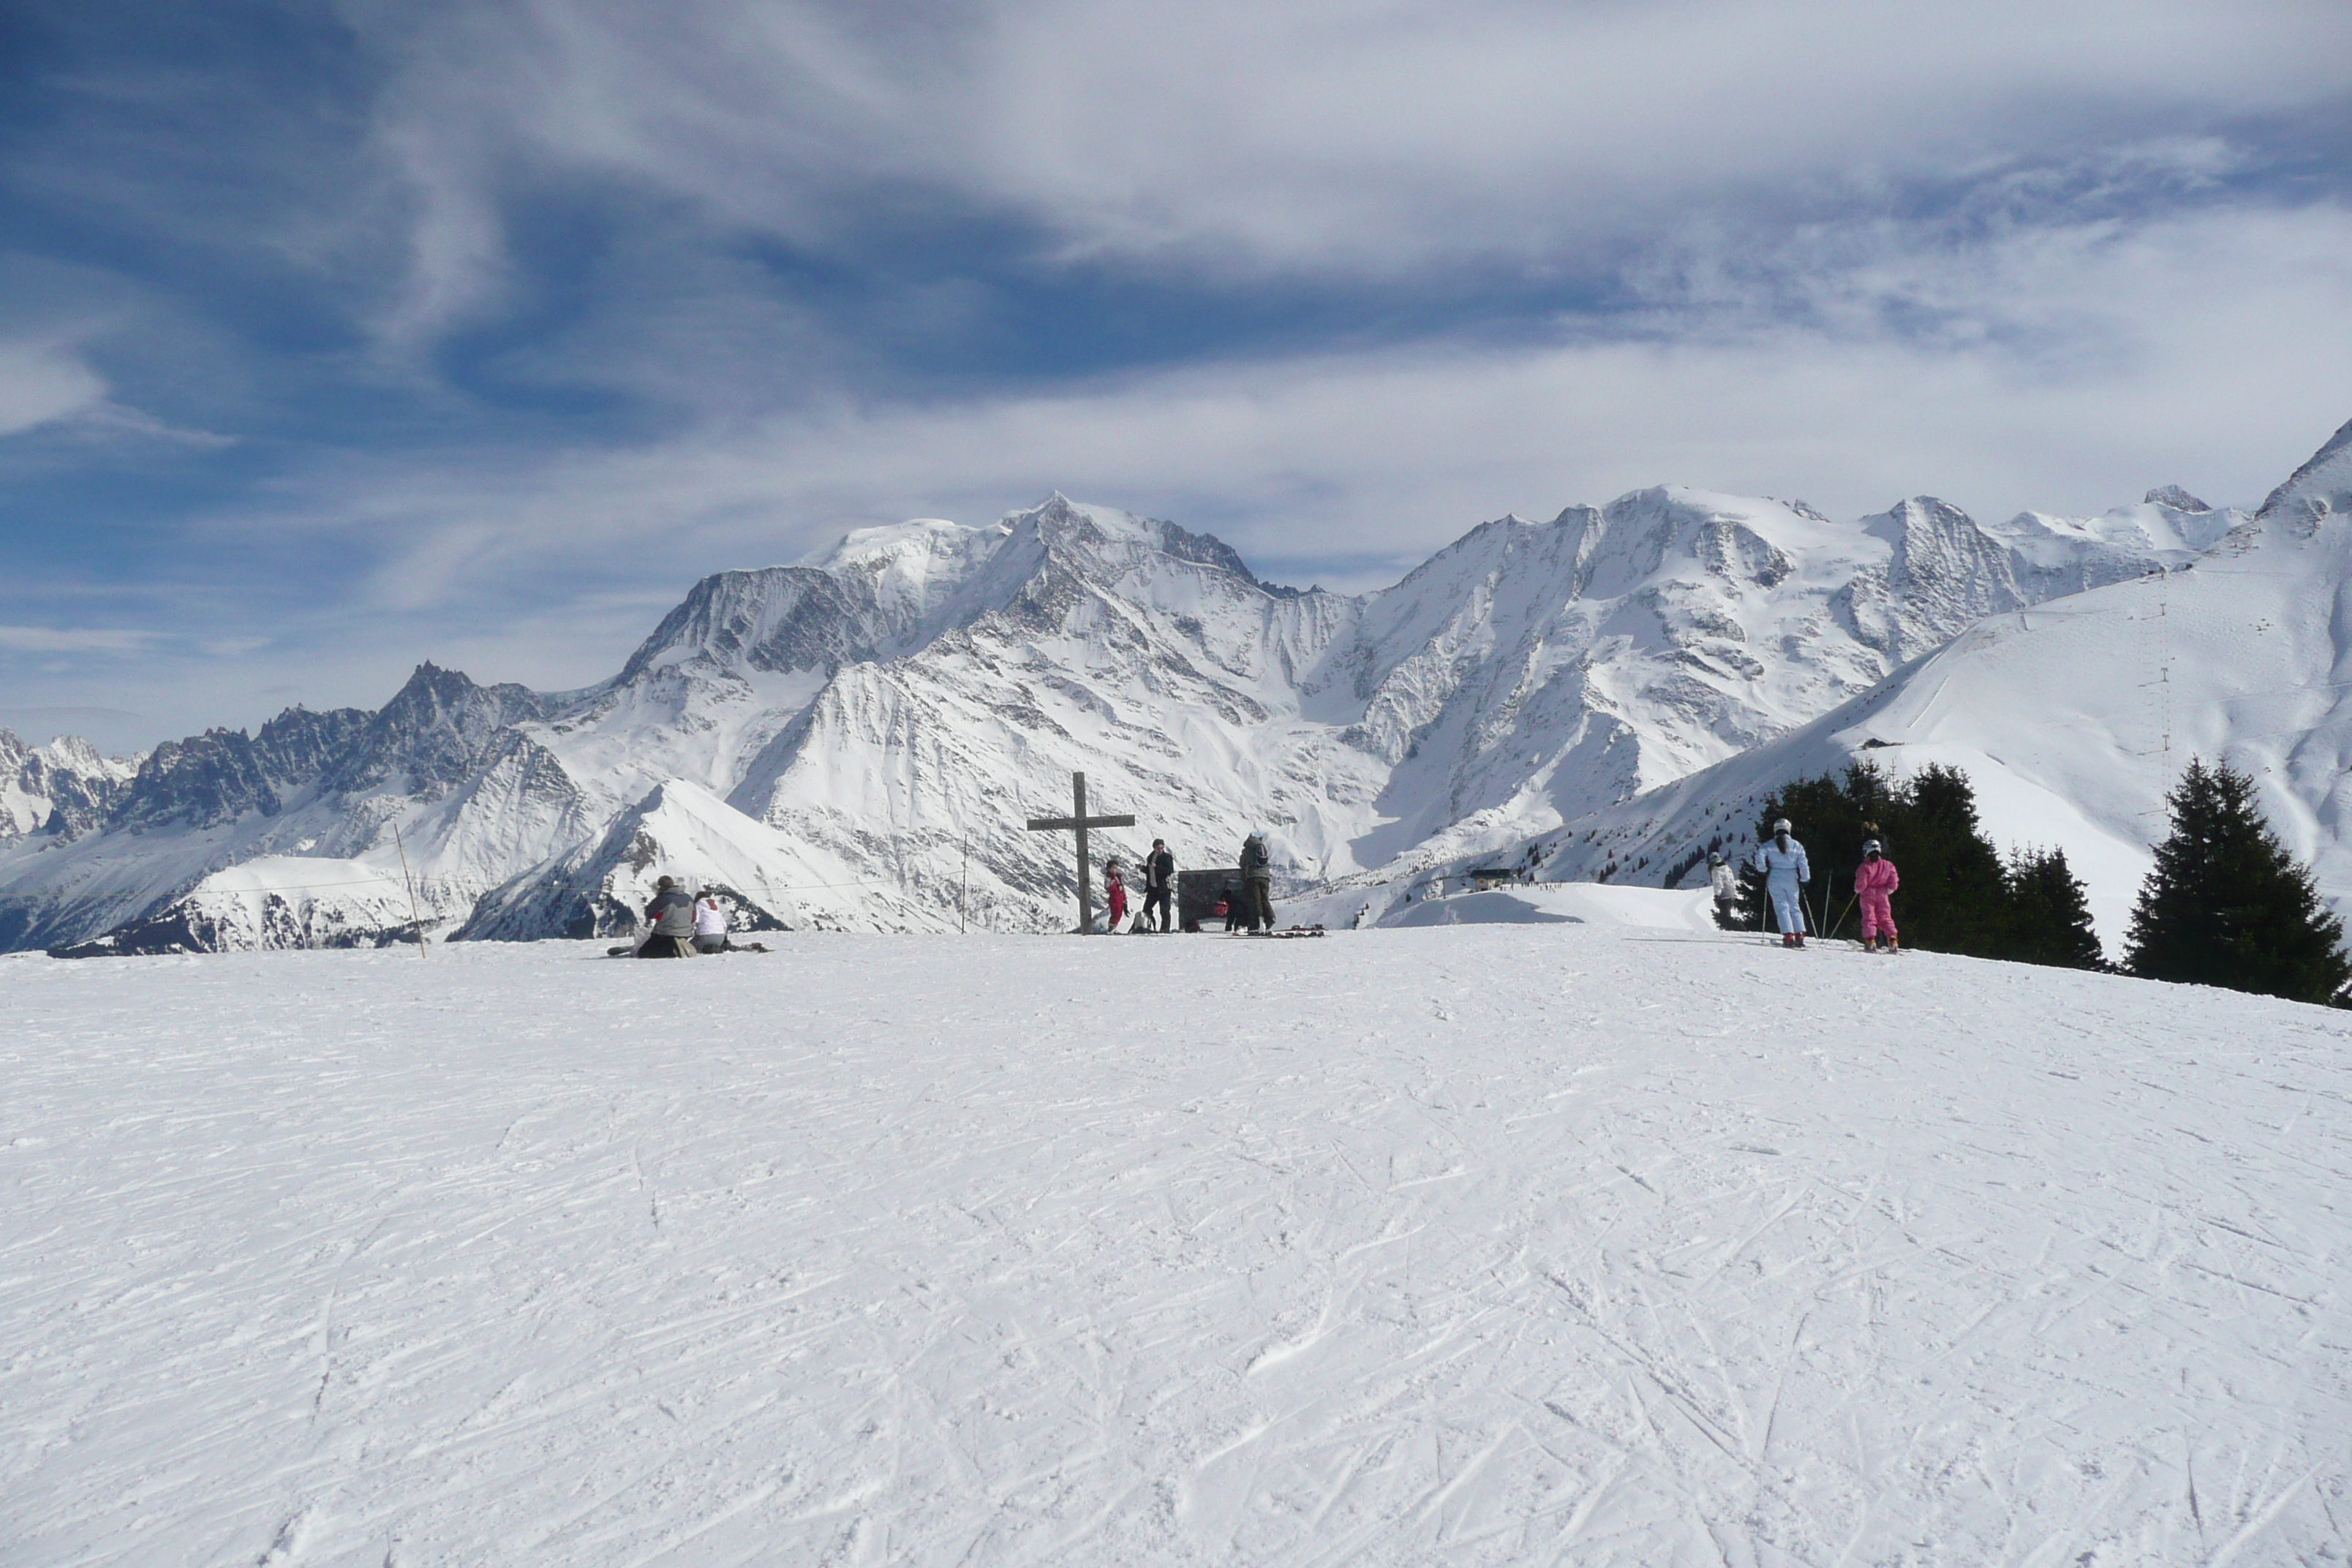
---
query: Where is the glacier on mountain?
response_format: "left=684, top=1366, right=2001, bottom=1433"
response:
left=0, top=449, right=2291, bottom=951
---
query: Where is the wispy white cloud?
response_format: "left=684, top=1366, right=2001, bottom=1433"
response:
left=0, top=625, right=162, bottom=655
left=344, top=0, right=2352, bottom=317
left=0, top=337, right=108, bottom=437
left=4, top=0, right=2348, bottom=750
left=263, top=199, right=2351, bottom=614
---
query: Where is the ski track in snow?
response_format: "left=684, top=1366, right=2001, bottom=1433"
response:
left=3, top=920, right=2349, bottom=1564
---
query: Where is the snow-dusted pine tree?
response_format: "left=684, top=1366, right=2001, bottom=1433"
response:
left=2125, top=759, right=2350, bottom=1005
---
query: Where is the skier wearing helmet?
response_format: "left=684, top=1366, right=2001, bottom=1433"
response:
left=1854, top=840, right=1900, bottom=952
left=1752, top=819, right=1812, bottom=947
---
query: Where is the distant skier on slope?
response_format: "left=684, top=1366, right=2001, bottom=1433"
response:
left=1142, top=839, right=1175, bottom=932
left=1854, top=840, right=1900, bottom=953
left=638, top=876, right=698, bottom=957
left=693, top=893, right=730, bottom=954
left=1708, top=851, right=1741, bottom=928
left=1238, top=831, right=1275, bottom=932
left=1104, top=860, right=1128, bottom=933
left=1753, top=821, right=1812, bottom=948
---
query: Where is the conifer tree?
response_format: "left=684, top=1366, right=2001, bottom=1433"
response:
left=2125, top=759, right=2351, bottom=1005
left=1895, top=764, right=2009, bottom=954
left=2000, top=846, right=2104, bottom=968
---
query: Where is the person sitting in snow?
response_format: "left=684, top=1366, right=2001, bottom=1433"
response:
left=1752, top=820, right=1812, bottom=948
left=1854, top=840, right=1900, bottom=952
left=637, top=875, right=698, bottom=957
left=693, top=892, right=730, bottom=954
left=1103, top=860, right=1128, bottom=933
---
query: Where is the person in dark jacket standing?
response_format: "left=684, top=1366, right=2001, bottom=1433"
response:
left=1141, top=839, right=1175, bottom=932
left=1238, top=830, right=1275, bottom=932
left=638, top=875, right=698, bottom=957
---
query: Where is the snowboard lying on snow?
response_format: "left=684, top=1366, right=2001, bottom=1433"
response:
left=603, top=942, right=772, bottom=957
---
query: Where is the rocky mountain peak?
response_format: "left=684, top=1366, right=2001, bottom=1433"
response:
left=3, top=728, right=143, bottom=840
left=617, top=567, right=881, bottom=684
left=322, top=664, right=548, bottom=799
left=2144, top=485, right=2211, bottom=512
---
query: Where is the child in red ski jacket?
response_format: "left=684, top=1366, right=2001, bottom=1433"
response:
left=1104, top=861, right=1128, bottom=931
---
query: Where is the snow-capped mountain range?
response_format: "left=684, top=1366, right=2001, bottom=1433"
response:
left=1323, top=418, right=2352, bottom=951
left=0, top=446, right=2279, bottom=953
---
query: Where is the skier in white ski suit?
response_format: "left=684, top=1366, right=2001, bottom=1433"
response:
left=1752, top=822, right=1811, bottom=946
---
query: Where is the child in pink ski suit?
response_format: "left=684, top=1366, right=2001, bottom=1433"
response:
left=1104, top=862, right=1128, bottom=931
left=1854, top=840, right=1899, bottom=951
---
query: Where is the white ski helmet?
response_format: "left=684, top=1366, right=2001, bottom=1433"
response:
left=1772, top=818, right=1792, bottom=835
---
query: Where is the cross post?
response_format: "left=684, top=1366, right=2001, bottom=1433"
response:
left=1025, top=770, right=1137, bottom=933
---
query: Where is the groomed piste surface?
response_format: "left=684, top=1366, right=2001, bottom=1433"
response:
left=4, top=900, right=2349, bottom=1565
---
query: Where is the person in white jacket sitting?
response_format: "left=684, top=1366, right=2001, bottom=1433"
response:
left=692, top=893, right=730, bottom=954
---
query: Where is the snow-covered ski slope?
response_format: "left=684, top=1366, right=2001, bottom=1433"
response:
left=7, top=914, right=2347, bottom=1564
left=1, top=466, right=2230, bottom=954
left=1520, top=418, right=2352, bottom=947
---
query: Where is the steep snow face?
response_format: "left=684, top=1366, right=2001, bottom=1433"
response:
left=2263, top=414, right=2352, bottom=521
left=48, top=857, right=426, bottom=957
left=712, top=497, right=1374, bottom=933
left=0, top=453, right=2274, bottom=951
left=459, top=778, right=859, bottom=941
left=1985, top=489, right=2245, bottom=601
left=0, top=731, right=143, bottom=841
left=1512, top=419, right=2352, bottom=948
left=1312, top=485, right=2111, bottom=874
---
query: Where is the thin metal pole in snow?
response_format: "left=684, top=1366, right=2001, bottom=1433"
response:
left=392, top=823, right=427, bottom=958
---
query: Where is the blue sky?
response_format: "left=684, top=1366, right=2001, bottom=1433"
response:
left=3, top=0, right=2350, bottom=752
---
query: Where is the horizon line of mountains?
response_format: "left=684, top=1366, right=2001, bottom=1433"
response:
left=5, top=421, right=2344, bottom=956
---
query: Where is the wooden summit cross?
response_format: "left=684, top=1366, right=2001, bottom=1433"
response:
left=1026, top=771, right=1136, bottom=934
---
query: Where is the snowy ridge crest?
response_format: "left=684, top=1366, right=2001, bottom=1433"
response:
left=4, top=423, right=2340, bottom=954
